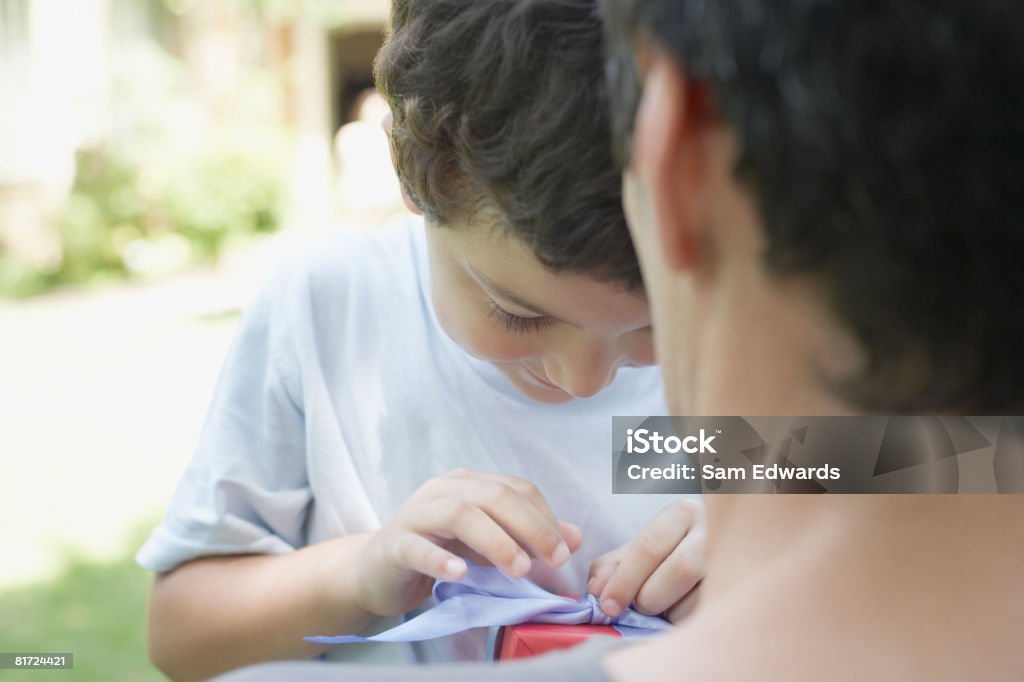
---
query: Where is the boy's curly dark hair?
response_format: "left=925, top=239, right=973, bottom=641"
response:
left=375, top=0, right=643, bottom=290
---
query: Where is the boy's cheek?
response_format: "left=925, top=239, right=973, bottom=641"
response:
left=431, top=291, right=536, bottom=363
left=627, top=332, right=657, bottom=367
left=452, top=326, right=538, bottom=364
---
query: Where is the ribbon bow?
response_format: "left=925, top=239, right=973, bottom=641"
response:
left=306, top=563, right=671, bottom=644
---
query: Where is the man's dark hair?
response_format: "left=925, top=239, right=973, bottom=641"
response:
left=375, top=0, right=643, bottom=290
left=604, top=0, right=1024, bottom=412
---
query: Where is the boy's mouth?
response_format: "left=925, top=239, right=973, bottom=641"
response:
left=521, top=365, right=564, bottom=392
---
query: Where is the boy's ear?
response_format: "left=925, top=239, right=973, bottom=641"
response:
left=382, top=110, right=424, bottom=216
left=633, top=50, right=713, bottom=273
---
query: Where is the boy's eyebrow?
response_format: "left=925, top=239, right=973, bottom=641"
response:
left=469, top=266, right=559, bottom=319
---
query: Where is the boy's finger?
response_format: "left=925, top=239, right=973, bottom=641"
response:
left=449, top=470, right=564, bottom=529
left=454, top=478, right=572, bottom=567
left=444, top=540, right=492, bottom=568
left=587, top=546, right=625, bottom=593
left=633, top=529, right=705, bottom=615
left=665, top=581, right=701, bottom=623
left=418, top=498, right=533, bottom=578
left=392, top=533, right=468, bottom=582
left=432, top=472, right=575, bottom=567
left=598, top=503, right=693, bottom=617
left=587, top=559, right=619, bottom=597
left=559, top=522, right=583, bottom=553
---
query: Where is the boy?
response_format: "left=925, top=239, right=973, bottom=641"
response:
left=139, top=1, right=704, bottom=680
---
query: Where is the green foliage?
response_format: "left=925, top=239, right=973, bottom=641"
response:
left=0, top=132, right=288, bottom=299
left=0, top=527, right=163, bottom=682
left=162, top=143, right=285, bottom=262
left=0, top=258, right=54, bottom=298
left=0, top=34, right=290, bottom=299
left=56, top=146, right=150, bottom=285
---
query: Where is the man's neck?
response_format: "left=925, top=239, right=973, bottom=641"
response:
left=702, top=495, right=1024, bottom=675
left=606, top=495, right=1024, bottom=680
left=704, top=495, right=1024, bottom=602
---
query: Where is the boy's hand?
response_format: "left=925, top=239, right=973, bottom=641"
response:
left=587, top=499, right=705, bottom=623
left=352, top=468, right=582, bottom=618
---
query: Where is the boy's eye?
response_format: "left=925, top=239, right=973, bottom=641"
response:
left=487, top=301, right=554, bottom=334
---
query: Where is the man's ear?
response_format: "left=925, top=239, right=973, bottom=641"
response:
left=381, top=110, right=424, bottom=216
left=633, top=50, right=712, bottom=273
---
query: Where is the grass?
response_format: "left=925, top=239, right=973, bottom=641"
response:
left=0, top=526, right=164, bottom=682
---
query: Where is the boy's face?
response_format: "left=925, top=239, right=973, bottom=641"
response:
left=424, top=219, right=655, bottom=403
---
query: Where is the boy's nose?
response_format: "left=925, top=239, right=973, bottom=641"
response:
left=544, top=347, right=618, bottom=399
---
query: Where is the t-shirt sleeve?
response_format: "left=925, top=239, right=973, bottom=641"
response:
left=136, top=264, right=312, bottom=573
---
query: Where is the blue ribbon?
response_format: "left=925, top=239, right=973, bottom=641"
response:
left=306, top=563, right=671, bottom=644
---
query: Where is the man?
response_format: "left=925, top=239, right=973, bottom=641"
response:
left=598, top=1, right=1023, bottom=678
left=217, top=1, right=1023, bottom=679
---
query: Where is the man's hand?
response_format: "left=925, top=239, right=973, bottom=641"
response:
left=353, top=468, right=582, bottom=618
left=587, top=499, right=705, bottom=623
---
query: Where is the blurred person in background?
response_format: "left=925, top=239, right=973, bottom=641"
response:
left=333, top=89, right=405, bottom=216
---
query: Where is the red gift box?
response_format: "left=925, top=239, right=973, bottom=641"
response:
left=495, top=623, right=621, bottom=660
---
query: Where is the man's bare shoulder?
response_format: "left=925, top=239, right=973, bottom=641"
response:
left=603, top=601, right=825, bottom=682
left=602, top=581, right=1023, bottom=682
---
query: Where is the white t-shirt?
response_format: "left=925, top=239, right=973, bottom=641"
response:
left=137, top=218, right=678, bottom=664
